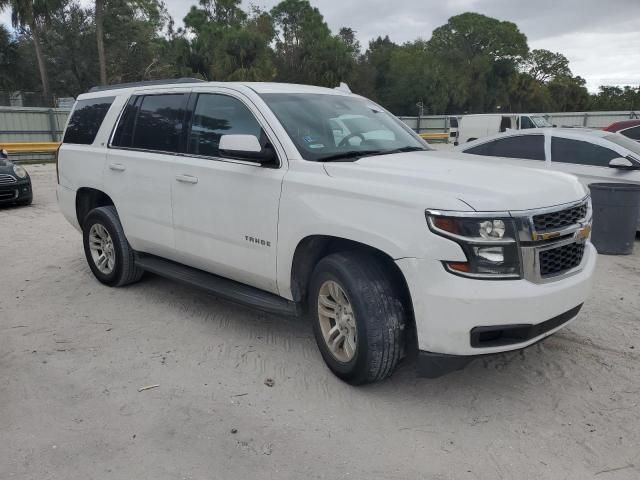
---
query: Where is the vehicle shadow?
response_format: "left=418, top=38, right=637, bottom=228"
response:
left=136, top=272, right=596, bottom=406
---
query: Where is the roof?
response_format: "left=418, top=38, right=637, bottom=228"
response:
left=78, top=80, right=349, bottom=100
left=472, top=127, right=610, bottom=138
left=604, top=119, right=640, bottom=132
left=460, top=113, right=548, bottom=117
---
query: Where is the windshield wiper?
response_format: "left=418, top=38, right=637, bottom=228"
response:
left=376, top=146, right=427, bottom=155
left=319, top=150, right=384, bottom=162
left=319, top=146, right=428, bottom=162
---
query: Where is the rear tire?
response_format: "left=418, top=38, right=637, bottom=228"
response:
left=309, top=252, right=406, bottom=385
left=82, top=206, right=143, bottom=287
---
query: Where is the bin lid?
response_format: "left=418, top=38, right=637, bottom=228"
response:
left=588, top=182, right=640, bottom=192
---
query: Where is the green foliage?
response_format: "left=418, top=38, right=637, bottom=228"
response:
left=591, top=85, right=640, bottom=111
left=1, top=1, right=637, bottom=113
left=270, top=0, right=354, bottom=86
left=428, top=12, right=529, bottom=113
left=523, top=49, right=571, bottom=83
left=185, top=0, right=275, bottom=81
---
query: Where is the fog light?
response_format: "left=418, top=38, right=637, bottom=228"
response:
left=474, top=246, right=505, bottom=263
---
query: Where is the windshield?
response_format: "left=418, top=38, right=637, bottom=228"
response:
left=604, top=133, right=640, bottom=157
left=260, top=93, right=429, bottom=161
left=530, top=116, right=553, bottom=128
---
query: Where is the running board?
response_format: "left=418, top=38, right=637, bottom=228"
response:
left=135, top=254, right=299, bottom=317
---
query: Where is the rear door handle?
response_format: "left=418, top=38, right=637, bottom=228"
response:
left=175, top=174, right=198, bottom=184
left=109, top=163, right=126, bottom=172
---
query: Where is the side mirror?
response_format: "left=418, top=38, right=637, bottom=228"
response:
left=608, top=157, right=639, bottom=170
left=0, top=149, right=8, bottom=159
left=219, top=134, right=276, bottom=165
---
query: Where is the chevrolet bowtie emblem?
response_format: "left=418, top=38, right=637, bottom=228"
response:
left=576, top=224, right=592, bottom=241
left=533, top=231, right=562, bottom=241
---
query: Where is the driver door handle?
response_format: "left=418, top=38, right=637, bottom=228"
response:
left=109, top=163, right=126, bottom=172
left=175, top=174, right=198, bottom=184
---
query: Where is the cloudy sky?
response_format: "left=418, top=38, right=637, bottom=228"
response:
left=3, top=0, right=639, bottom=92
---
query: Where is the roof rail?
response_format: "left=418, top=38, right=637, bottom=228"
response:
left=88, top=77, right=205, bottom=93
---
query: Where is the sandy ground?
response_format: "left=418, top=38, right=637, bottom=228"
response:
left=1, top=163, right=639, bottom=480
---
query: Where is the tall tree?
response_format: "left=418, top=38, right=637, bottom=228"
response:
left=0, top=24, right=18, bottom=92
left=271, top=0, right=354, bottom=86
left=0, top=0, right=61, bottom=104
left=522, top=49, right=571, bottom=83
left=428, top=12, right=529, bottom=113
left=95, top=0, right=106, bottom=84
left=184, top=0, right=274, bottom=81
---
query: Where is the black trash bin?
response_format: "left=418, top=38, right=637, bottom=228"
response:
left=588, top=183, right=640, bottom=255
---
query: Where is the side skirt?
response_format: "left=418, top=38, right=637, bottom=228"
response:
left=135, top=253, right=299, bottom=317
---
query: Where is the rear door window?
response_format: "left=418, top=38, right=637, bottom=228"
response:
left=188, top=94, right=262, bottom=157
left=63, top=97, right=115, bottom=144
left=112, top=93, right=188, bottom=153
left=551, top=137, right=619, bottom=167
left=465, top=135, right=545, bottom=160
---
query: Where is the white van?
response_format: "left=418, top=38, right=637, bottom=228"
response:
left=456, top=114, right=553, bottom=145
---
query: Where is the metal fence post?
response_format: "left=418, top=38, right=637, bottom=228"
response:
left=48, top=108, right=58, bottom=142
left=583, top=112, right=588, bottom=127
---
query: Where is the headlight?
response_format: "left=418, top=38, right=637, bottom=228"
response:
left=426, top=212, right=522, bottom=279
left=13, top=164, right=28, bottom=179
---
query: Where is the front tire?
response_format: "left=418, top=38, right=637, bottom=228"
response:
left=82, top=206, right=143, bottom=287
left=309, top=252, right=406, bottom=385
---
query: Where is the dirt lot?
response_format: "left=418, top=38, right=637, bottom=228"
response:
left=2, top=164, right=639, bottom=480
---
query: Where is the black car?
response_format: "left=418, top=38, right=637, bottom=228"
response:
left=0, top=149, right=33, bottom=206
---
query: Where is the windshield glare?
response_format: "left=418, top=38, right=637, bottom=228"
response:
left=604, top=133, right=640, bottom=157
left=531, top=116, right=552, bottom=128
left=260, top=93, right=429, bottom=161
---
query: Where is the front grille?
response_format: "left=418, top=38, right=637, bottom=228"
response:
left=0, top=174, right=17, bottom=185
left=533, top=203, right=587, bottom=231
left=0, top=188, right=17, bottom=201
left=540, top=242, right=585, bottom=277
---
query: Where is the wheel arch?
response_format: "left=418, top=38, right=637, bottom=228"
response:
left=75, top=187, right=115, bottom=228
left=289, top=235, right=417, bottom=352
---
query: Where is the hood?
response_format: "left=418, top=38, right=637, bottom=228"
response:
left=0, top=159, right=13, bottom=171
left=323, top=150, right=587, bottom=212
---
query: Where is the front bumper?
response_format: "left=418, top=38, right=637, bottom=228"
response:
left=396, top=242, right=597, bottom=359
left=415, top=304, right=583, bottom=378
left=0, top=178, right=32, bottom=203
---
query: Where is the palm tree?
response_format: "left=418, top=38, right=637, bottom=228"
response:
left=0, top=0, right=58, bottom=105
left=95, top=0, right=106, bottom=85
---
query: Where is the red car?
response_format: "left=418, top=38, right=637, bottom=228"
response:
left=604, top=119, right=640, bottom=141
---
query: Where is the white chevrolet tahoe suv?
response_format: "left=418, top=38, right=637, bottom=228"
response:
left=57, top=79, right=596, bottom=384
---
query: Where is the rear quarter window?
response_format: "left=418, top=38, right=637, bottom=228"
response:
left=621, top=126, right=640, bottom=141
left=551, top=137, right=619, bottom=167
left=63, top=97, right=115, bottom=145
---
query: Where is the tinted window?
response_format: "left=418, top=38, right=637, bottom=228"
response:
left=130, top=94, right=187, bottom=152
left=449, top=117, right=458, bottom=128
left=551, top=137, right=619, bottom=167
left=63, top=97, right=115, bottom=144
left=112, top=96, right=140, bottom=148
left=622, top=126, right=640, bottom=141
left=465, top=135, right=545, bottom=160
left=188, top=94, right=261, bottom=157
